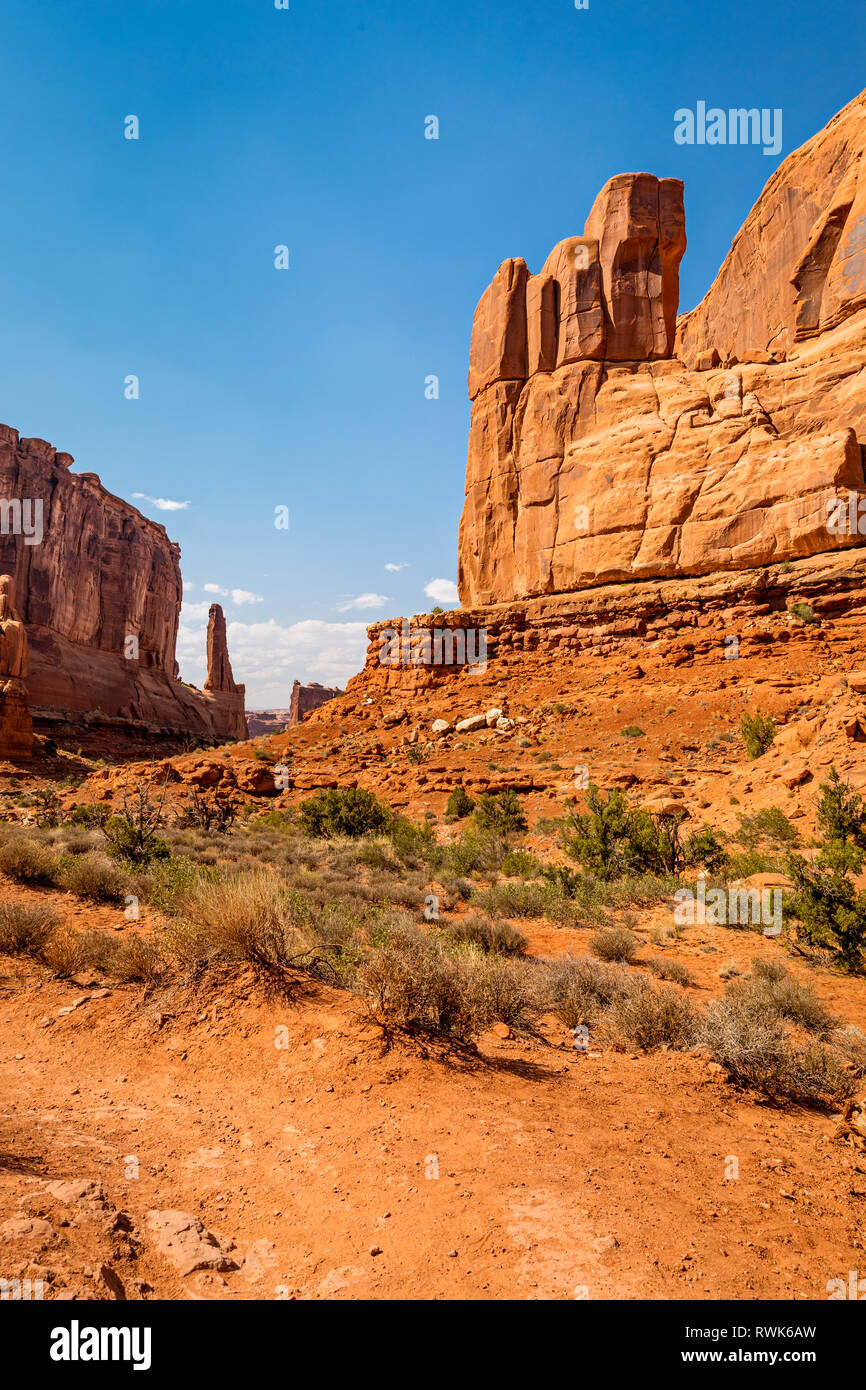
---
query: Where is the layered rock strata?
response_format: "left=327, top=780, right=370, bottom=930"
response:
left=0, top=426, right=245, bottom=748
left=458, top=90, right=866, bottom=608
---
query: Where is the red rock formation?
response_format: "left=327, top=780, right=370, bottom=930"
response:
left=677, top=88, right=866, bottom=365
left=203, top=605, right=248, bottom=741
left=288, top=680, right=340, bottom=726
left=0, top=574, right=32, bottom=760
left=458, top=92, right=866, bottom=608
left=0, top=426, right=245, bottom=748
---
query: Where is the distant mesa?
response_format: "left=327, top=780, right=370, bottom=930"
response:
left=288, top=680, right=341, bottom=726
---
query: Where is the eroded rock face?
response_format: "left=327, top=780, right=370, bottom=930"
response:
left=458, top=91, right=866, bottom=607
left=0, top=573, right=32, bottom=760
left=0, top=428, right=245, bottom=746
left=203, top=605, right=248, bottom=741
left=288, top=680, right=340, bottom=726
left=677, top=88, right=866, bottom=364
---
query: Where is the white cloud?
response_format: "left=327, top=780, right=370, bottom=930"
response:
left=201, top=583, right=263, bottom=606
left=133, top=493, right=190, bottom=511
left=336, top=592, right=391, bottom=613
left=180, top=600, right=212, bottom=622
left=384, top=561, right=408, bottom=573
left=177, top=614, right=369, bottom=706
left=424, top=578, right=459, bottom=605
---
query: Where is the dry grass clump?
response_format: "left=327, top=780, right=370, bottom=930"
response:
left=443, top=914, right=528, bottom=956
left=64, top=852, right=131, bottom=904
left=0, top=901, right=59, bottom=956
left=355, top=923, right=537, bottom=1041
left=589, top=926, right=638, bottom=963
left=646, top=956, right=696, bottom=987
left=542, top=956, right=631, bottom=1029
left=700, top=990, right=856, bottom=1105
left=741, top=957, right=837, bottom=1037
left=0, top=837, right=63, bottom=887
left=605, top=978, right=698, bottom=1052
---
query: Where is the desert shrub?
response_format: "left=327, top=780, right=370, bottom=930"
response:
left=740, top=710, right=776, bottom=759
left=444, top=914, right=528, bottom=956
left=816, top=767, right=866, bottom=850
left=542, top=956, right=630, bottom=1028
left=735, top=807, right=800, bottom=851
left=41, top=930, right=85, bottom=978
left=254, top=808, right=296, bottom=833
left=446, top=785, right=475, bottom=819
left=589, top=926, right=638, bottom=963
left=700, top=991, right=855, bottom=1104
left=299, top=787, right=391, bottom=839
left=473, top=790, right=527, bottom=835
left=54, top=827, right=105, bottom=856
left=620, top=725, right=645, bottom=738
left=355, top=924, right=535, bottom=1040
left=501, top=849, right=543, bottom=879
left=834, top=1025, right=866, bottom=1078
left=562, top=783, right=633, bottom=880
left=388, top=814, right=435, bottom=863
left=788, top=601, right=817, bottom=625
left=436, top=830, right=510, bottom=877
left=786, top=852, right=866, bottom=971
left=112, top=934, right=166, bottom=984
left=137, top=854, right=201, bottom=915
left=0, top=837, right=63, bottom=887
left=33, top=788, right=62, bottom=828
left=178, top=871, right=361, bottom=984
left=102, top=772, right=172, bottom=865
left=179, top=871, right=300, bottom=971
left=646, top=956, right=696, bottom=987
left=180, top=787, right=236, bottom=834
left=0, top=901, right=59, bottom=956
left=540, top=863, right=582, bottom=896
left=64, top=852, right=131, bottom=904
left=606, top=979, right=698, bottom=1051
left=66, top=803, right=110, bottom=829
left=472, top=880, right=564, bottom=920
left=743, top=957, right=836, bottom=1036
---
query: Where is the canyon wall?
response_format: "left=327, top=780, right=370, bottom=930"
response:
left=458, top=89, right=866, bottom=608
left=0, top=426, right=246, bottom=749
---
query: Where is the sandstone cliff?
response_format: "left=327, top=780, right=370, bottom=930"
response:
left=0, top=426, right=245, bottom=748
left=288, top=680, right=340, bottom=726
left=458, top=89, right=866, bottom=607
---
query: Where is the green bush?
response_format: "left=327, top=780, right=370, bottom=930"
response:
left=299, top=786, right=391, bottom=839
left=445, top=785, right=475, bottom=819
left=562, top=782, right=724, bottom=879
left=501, top=849, right=543, bottom=879
left=620, top=725, right=645, bottom=739
left=786, top=851, right=866, bottom=971
left=739, top=710, right=776, bottom=759
left=473, top=790, right=527, bottom=834
left=816, top=767, right=866, bottom=849
left=788, top=601, right=817, bottom=625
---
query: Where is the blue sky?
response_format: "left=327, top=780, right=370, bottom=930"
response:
left=0, top=0, right=862, bottom=705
